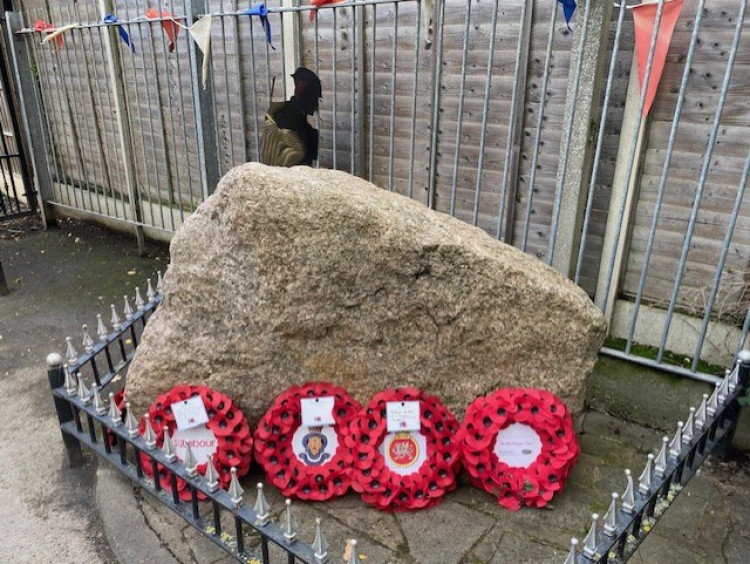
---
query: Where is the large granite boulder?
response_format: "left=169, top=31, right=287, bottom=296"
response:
left=126, top=163, right=606, bottom=424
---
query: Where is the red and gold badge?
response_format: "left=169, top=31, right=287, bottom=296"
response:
left=385, top=432, right=422, bottom=469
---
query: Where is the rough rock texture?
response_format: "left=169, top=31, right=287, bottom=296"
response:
left=126, top=163, right=606, bottom=424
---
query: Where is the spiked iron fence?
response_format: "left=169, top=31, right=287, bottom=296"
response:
left=48, top=275, right=750, bottom=563
left=47, top=276, right=334, bottom=564
left=563, top=352, right=750, bottom=564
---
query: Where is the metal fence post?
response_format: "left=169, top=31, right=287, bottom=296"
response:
left=4, top=11, right=55, bottom=228
left=426, top=0, right=445, bottom=210
left=46, top=353, right=83, bottom=468
left=187, top=0, right=220, bottom=199
left=549, top=0, right=614, bottom=277
left=99, top=0, right=145, bottom=255
left=281, top=0, right=300, bottom=99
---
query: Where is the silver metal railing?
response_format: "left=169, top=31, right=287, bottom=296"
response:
left=5, top=0, right=750, bottom=383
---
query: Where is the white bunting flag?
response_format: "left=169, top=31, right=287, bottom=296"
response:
left=189, top=14, right=212, bottom=88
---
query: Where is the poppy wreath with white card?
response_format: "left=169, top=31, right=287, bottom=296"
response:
left=253, top=382, right=362, bottom=501
left=458, top=388, right=579, bottom=511
left=343, top=388, right=461, bottom=512
left=139, top=384, right=253, bottom=501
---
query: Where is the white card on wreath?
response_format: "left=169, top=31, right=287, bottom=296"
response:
left=386, top=401, right=421, bottom=432
left=171, top=396, right=210, bottom=431
left=300, top=396, right=336, bottom=427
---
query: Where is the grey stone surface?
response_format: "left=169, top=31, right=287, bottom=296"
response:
left=0, top=216, right=168, bottom=564
left=629, top=531, right=705, bottom=564
left=125, top=163, right=606, bottom=423
left=96, top=466, right=180, bottom=564
left=488, top=532, right=563, bottom=564
left=725, top=529, right=750, bottom=564
left=396, top=500, right=494, bottom=564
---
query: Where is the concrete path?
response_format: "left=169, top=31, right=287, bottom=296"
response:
left=0, top=216, right=168, bottom=563
left=2, top=216, right=749, bottom=563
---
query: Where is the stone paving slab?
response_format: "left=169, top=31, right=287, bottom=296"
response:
left=109, top=410, right=750, bottom=564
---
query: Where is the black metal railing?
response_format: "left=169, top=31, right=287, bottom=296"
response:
left=47, top=275, right=748, bottom=564
left=47, top=276, right=332, bottom=564
left=562, top=353, right=749, bottom=564
left=0, top=17, right=35, bottom=221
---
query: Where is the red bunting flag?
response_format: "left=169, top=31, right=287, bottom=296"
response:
left=145, top=8, right=180, bottom=52
left=33, top=20, right=64, bottom=49
left=309, top=0, right=347, bottom=22
left=633, top=0, right=684, bottom=116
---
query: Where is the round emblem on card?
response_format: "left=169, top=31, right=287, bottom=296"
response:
left=291, top=425, right=339, bottom=466
left=387, top=432, right=420, bottom=468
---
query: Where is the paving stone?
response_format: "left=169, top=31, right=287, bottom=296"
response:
left=138, top=496, right=194, bottom=563
left=101, top=412, right=750, bottom=564
left=652, top=489, right=730, bottom=560
left=629, top=530, right=706, bottom=564
left=580, top=411, right=663, bottom=454
left=725, top=528, right=750, bottom=564
left=181, top=525, right=228, bottom=564
left=323, top=505, right=406, bottom=552
left=488, top=532, right=563, bottom=564
left=289, top=496, right=409, bottom=563
left=396, top=500, right=494, bottom=564
left=465, top=524, right=504, bottom=563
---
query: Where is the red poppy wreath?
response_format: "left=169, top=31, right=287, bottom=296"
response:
left=458, top=388, right=579, bottom=511
left=139, top=384, right=253, bottom=501
left=253, top=382, right=362, bottom=501
left=343, top=388, right=461, bottom=512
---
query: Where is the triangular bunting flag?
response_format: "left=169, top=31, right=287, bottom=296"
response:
left=189, top=14, right=212, bottom=88
left=633, top=0, right=684, bottom=116
left=145, top=8, right=180, bottom=53
left=103, top=14, right=136, bottom=53
left=558, top=0, right=577, bottom=30
left=242, top=4, right=275, bottom=50
left=33, top=20, right=65, bottom=49
left=309, top=0, right=347, bottom=23
left=41, top=23, right=79, bottom=46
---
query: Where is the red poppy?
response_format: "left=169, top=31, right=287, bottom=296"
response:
left=343, top=388, right=461, bottom=512
left=458, top=388, right=579, bottom=511
left=253, top=382, right=362, bottom=501
left=137, top=385, right=253, bottom=502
